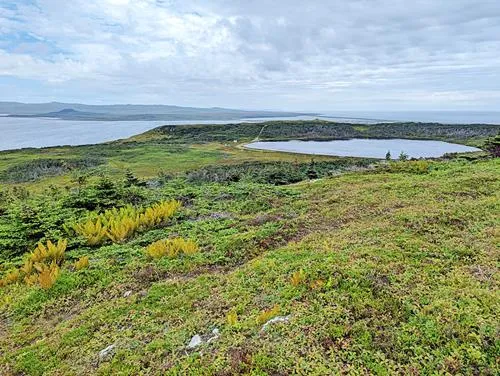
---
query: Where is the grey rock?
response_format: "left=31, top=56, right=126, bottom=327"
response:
left=260, top=315, right=291, bottom=332
left=187, top=334, right=202, bottom=349
left=123, top=290, right=132, bottom=298
left=206, top=328, right=220, bottom=344
left=99, top=344, right=116, bottom=362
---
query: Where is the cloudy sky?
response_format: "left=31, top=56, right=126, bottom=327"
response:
left=1, top=0, right=499, bottom=110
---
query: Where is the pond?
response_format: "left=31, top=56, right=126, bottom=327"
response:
left=245, top=139, right=481, bottom=159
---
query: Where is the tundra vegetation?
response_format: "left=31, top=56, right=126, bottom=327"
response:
left=0, top=120, right=499, bottom=375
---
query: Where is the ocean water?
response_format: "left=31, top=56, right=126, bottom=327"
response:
left=0, top=116, right=319, bottom=151
left=245, top=139, right=481, bottom=159
left=1, top=111, right=497, bottom=151
left=319, top=111, right=500, bottom=125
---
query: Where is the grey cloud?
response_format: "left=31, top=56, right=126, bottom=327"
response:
left=0, top=0, right=499, bottom=110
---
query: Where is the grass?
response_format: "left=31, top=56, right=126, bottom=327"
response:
left=0, top=120, right=498, bottom=374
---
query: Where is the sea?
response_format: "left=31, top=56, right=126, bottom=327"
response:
left=1, top=111, right=498, bottom=151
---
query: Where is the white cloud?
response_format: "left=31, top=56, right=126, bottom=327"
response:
left=0, top=0, right=499, bottom=109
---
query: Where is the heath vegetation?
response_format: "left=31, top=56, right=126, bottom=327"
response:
left=0, top=121, right=498, bottom=375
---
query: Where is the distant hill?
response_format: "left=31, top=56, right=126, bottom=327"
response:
left=0, top=102, right=311, bottom=121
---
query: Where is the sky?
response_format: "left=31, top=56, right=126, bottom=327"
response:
left=0, top=0, right=500, bottom=111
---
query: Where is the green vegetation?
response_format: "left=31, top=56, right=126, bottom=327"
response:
left=0, top=120, right=499, bottom=375
left=151, top=119, right=499, bottom=145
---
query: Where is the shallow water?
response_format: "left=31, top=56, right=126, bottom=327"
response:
left=245, top=139, right=481, bottom=159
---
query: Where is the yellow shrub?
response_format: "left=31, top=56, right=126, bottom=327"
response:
left=29, top=239, right=67, bottom=265
left=256, top=305, right=280, bottom=325
left=172, top=238, right=199, bottom=255
left=102, top=205, right=139, bottom=225
left=71, top=201, right=182, bottom=246
left=0, top=269, right=20, bottom=287
left=73, top=218, right=108, bottom=246
left=310, top=279, right=325, bottom=290
left=24, top=273, right=38, bottom=286
left=138, top=200, right=182, bottom=229
left=290, top=269, right=306, bottom=287
left=38, top=262, right=60, bottom=290
left=1, top=240, right=67, bottom=290
left=74, top=256, right=90, bottom=270
left=227, top=310, right=238, bottom=326
left=146, top=238, right=199, bottom=259
left=146, top=239, right=174, bottom=259
left=106, top=217, right=138, bottom=243
left=20, top=260, right=34, bottom=275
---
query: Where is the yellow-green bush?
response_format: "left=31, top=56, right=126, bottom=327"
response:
left=226, top=310, right=238, bottom=326
left=106, top=216, right=138, bottom=243
left=38, top=262, right=60, bottom=290
left=72, top=218, right=108, bottom=246
left=256, top=305, right=280, bottom=325
left=138, top=200, right=182, bottom=229
left=290, top=269, right=306, bottom=286
left=71, top=200, right=182, bottom=246
left=0, top=239, right=67, bottom=289
left=146, top=238, right=199, bottom=259
left=0, top=269, right=20, bottom=287
left=29, top=239, right=67, bottom=265
left=74, top=256, right=90, bottom=270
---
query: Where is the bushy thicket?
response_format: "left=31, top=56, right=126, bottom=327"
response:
left=484, top=134, right=500, bottom=157
left=155, top=120, right=500, bottom=143
left=0, top=174, right=155, bottom=259
left=186, top=160, right=373, bottom=185
left=0, top=157, right=103, bottom=183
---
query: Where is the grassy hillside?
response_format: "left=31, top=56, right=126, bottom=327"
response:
left=0, top=121, right=498, bottom=375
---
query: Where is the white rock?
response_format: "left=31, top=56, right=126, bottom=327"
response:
left=99, top=344, right=116, bottom=362
left=260, top=315, right=291, bottom=332
left=206, top=328, right=220, bottom=344
left=187, top=334, right=203, bottom=349
left=123, top=290, right=132, bottom=298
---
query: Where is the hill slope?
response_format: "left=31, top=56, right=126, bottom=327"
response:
left=1, top=102, right=309, bottom=121
left=0, top=157, right=498, bottom=375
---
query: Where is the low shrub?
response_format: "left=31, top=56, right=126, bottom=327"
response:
left=0, top=157, right=103, bottom=183
left=37, top=263, right=60, bottom=290
left=382, top=160, right=431, bottom=174
left=0, top=239, right=67, bottom=289
left=74, top=256, right=89, bottom=270
left=145, top=238, right=199, bottom=259
left=70, top=219, right=108, bottom=246
left=290, top=269, right=306, bottom=287
left=186, top=160, right=373, bottom=185
left=70, top=200, right=182, bottom=246
left=226, top=310, right=238, bottom=326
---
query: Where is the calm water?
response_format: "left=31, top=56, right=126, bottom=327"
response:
left=1, top=110, right=498, bottom=151
left=319, top=111, right=500, bottom=124
left=245, top=139, right=481, bottom=159
left=0, top=116, right=321, bottom=151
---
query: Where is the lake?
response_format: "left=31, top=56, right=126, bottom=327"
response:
left=245, top=139, right=481, bottom=159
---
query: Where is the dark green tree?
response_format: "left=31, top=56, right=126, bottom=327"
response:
left=484, top=134, right=500, bottom=157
